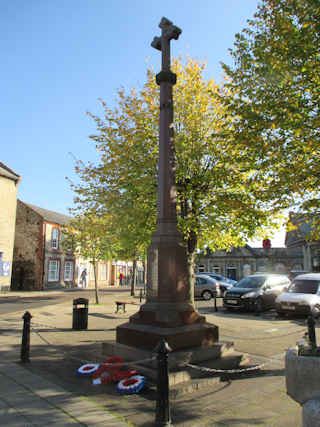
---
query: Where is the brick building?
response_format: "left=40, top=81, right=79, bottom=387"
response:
left=0, top=162, right=20, bottom=289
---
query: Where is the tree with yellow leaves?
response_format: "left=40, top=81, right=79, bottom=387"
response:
left=70, top=57, right=281, bottom=279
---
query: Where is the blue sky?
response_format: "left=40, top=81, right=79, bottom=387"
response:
left=0, top=0, right=286, bottom=246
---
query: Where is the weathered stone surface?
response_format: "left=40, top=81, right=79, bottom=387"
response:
left=116, top=18, right=220, bottom=352
left=303, top=400, right=320, bottom=427
left=116, top=322, right=219, bottom=351
left=286, top=347, right=320, bottom=405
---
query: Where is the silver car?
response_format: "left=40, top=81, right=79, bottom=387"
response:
left=275, top=273, right=320, bottom=317
left=194, top=274, right=221, bottom=300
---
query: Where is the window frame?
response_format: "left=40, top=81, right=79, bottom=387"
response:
left=64, top=260, right=74, bottom=282
left=51, top=228, right=60, bottom=250
left=48, top=259, right=60, bottom=283
left=100, top=263, right=107, bottom=281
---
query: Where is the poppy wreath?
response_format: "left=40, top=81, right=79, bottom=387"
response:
left=92, top=371, right=112, bottom=385
left=104, top=356, right=123, bottom=372
left=116, top=375, right=146, bottom=395
left=92, top=356, right=126, bottom=384
left=77, top=363, right=100, bottom=376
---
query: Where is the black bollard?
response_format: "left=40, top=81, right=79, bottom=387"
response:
left=140, top=288, right=143, bottom=303
left=155, top=339, right=172, bottom=426
left=307, top=315, right=317, bottom=349
left=21, top=311, right=32, bottom=363
left=214, top=295, right=218, bottom=312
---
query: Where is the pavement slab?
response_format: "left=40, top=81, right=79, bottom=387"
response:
left=0, top=289, right=309, bottom=425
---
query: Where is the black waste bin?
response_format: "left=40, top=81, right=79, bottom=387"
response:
left=72, top=298, right=88, bottom=330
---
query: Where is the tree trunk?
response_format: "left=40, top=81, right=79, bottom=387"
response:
left=186, top=250, right=196, bottom=305
left=187, top=231, right=197, bottom=306
left=130, top=259, right=137, bottom=297
left=92, top=260, right=99, bottom=304
left=143, top=257, right=147, bottom=295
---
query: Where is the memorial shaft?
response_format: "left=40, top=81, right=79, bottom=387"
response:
left=116, top=18, right=218, bottom=351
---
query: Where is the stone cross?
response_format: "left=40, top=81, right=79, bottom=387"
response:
left=151, top=18, right=182, bottom=224
left=151, top=17, right=182, bottom=72
left=116, top=17, right=218, bottom=353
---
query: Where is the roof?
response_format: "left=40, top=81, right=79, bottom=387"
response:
left=0, top=161, right=20, bottom=183
left=202, top=245, right=302, bottom=259
left=294, top=273, right=320, bottom=281
left=285, top=214, right=314, bottom=246
left=21, top=201, right=72, bottom=226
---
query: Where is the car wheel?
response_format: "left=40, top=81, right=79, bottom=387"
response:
left=276, top=311, right=286, bottom=318
left=255, top=298, right=265, bottom=314
left=202, top=290, right=213, bottom=301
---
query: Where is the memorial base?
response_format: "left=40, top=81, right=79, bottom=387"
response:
left=102, top=340, right=248, bottom=397
left=116, top=321, right=219, bottom=351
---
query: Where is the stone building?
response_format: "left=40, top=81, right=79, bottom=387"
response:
left=196, top=244, right=304, bottom=281
left=11, top=201, right=76, bottom=290
left=11, top=201, right=138, bottom=290
left=0, top=162, right=20, bottom=289
left=285, top=215, right=320, bottom=273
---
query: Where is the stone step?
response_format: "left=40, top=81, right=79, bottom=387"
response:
left=101, top=340, right=235, bottom=370
left=141, top=350, right=251, bottom=399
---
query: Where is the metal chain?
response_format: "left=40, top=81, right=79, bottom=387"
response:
left=220, top=327, right=306, bottom=341
left=184, top=356, right=282, bottom=374
left=31, top=325, right=156, bottom=367
left=31, top=322, right=278, bottom=374
left=11, top=317, right=286, bottom=374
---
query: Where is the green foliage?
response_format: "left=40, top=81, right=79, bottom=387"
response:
left=221, top=0, right=320, bottom=230
left=62, top=211, right=114, bottom=263
left=71, top=57, right=282, bottom=257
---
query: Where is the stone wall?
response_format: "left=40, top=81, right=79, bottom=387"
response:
left=12, top=200, right=43, bottom=290
left=0, top=176, right=18, bottom=287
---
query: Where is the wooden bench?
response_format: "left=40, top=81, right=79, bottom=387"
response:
left=115, top=301, right=141, bottom=313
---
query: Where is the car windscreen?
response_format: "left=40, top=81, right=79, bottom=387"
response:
left=288, top=280, right=320, bottom=294
left=234, top=276, right=265, bottom=289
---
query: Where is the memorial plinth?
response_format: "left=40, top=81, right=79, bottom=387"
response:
left=116, top=17, right=219, bottom=352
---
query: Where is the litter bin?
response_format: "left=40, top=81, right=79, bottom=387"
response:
left=72, top=298, right=88, bottom=330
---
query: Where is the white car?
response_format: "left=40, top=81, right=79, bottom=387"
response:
left=275, top=273, right=320, bottom=317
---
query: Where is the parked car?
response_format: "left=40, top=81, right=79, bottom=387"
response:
left=275, top=273, right=320, bottom=317
left=223, top=273, right=291, bottom=313
left=199, top=272, right=236, bottom=294
left=195, top=274, right=221, bottom=300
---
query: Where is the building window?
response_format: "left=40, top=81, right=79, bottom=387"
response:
left=100, top=264, right=107, bottom=281
left=48, top=260, right=60, bottom=282
left=51, top=228, right=59, bottom=249
left=64, top=261, right=74, bottom=281
left=198, top=264, right=205, bottom=273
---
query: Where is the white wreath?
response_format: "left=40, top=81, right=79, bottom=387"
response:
left=116, top=375, right=145, bottom=395
left=77, top=363, right=100, bottom=375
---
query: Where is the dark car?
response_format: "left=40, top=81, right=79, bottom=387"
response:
left=199, top=272, right=236, bottom=294
left=223, top=273, right=291, bottom=313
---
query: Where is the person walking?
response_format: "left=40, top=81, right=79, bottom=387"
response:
left=80, top=268, right=87, bottom=288
left=119, top=272, right=124, bottom=286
